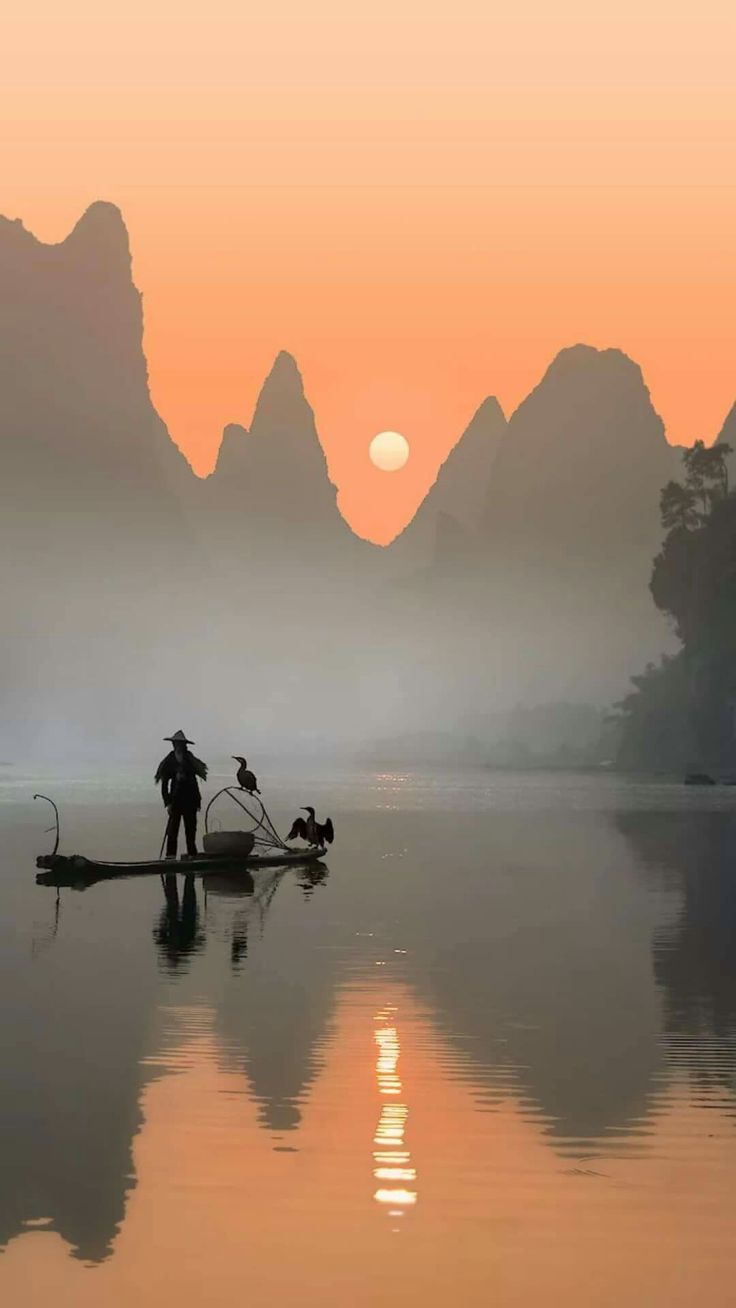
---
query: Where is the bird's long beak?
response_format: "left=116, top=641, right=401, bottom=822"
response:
left=301, top=807, right=309, bottom=812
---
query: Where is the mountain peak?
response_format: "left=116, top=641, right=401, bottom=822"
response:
left=473, top=395, right=506, bottom=424
left=416, top=393, right=506, bottom=531
left=71, top=199, right=127, bottom=232
left=508, top=343, right=663, bottom=459
left=387, top=392, right=506, bottom=568
left=206, top=350, right=350, bottom=552
left=62, top=202, right=132, bottom=271
left=248, top=349, right=314, bottom=438
left=0, top=214, right=37, bottom=253
left=259, top=349, right=304, bottom=395
left=540, top=344, right=645, bottom=391
left=0, top=202, right=133, bottom=286
left=478, top=341, right=671, bottom=572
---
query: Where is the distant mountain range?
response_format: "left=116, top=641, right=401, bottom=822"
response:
left=1, top=201, right=732, bottom=754
left=0, top=201, right=723, bottom=571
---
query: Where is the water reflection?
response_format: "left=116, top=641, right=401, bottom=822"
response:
left=0, top=881, right=155, bottom=1264
left=150, top=864, right=330, bottom=976
left=405, top=813, right=664, bottom=1153
left=1, top=858, right=333, bottom=1264
left=615, top=808, right=736, bottom=1099
left=7, top=778, right=736, bottom=1298
left=153, top=874, right=203, bottom=972
left=211, top=864, right=338, bottom=1135
left=152, top=863, right=338, bottom=1136
left=296, top=862, right=330, bottom=899
left=420, top=805, right=736, bottom=1150
left=191, top=869, right=256, bottom=973
left=372, top=1004, right=418, bottom=1222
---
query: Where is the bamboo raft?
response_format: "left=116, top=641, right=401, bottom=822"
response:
left=34, top=787, right=328, bottom=889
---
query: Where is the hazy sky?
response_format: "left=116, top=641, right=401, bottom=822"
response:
left=3, top=0, right=734, bottom=541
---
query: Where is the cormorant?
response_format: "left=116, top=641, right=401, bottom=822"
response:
left=287, top=806, right=334, bottom=847
left=232, top=756, right=260, bottom=794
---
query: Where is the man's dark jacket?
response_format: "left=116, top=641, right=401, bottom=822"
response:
left=155, top=750, right=208, bottom=811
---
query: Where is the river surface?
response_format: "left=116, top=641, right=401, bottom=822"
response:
left=2, top=766, right=736, bottom=1305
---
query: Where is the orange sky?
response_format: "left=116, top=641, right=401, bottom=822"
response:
left=2, top=1, right=735, bottom=541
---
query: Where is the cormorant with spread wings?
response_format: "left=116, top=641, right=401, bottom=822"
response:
left=287, top=806, right=334, bottom=847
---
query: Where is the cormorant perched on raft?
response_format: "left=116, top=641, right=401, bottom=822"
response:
left=232, top=756, right=260, bottom=794
left=288, top=807, right=334, bottom=847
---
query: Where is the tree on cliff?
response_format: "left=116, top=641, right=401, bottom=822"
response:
left=615, top=441, right=735, bottom=773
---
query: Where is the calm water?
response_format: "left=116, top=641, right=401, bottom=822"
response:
left=2, top=766, right=736, bottom=1305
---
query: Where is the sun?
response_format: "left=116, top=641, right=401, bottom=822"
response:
left=369, top=431, right=410, bottom=472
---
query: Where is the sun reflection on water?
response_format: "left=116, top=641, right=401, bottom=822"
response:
left=372, top=1005, right=417, bottom=1223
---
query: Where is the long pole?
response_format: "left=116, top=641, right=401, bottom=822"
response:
left=159, top=809, right=172, bottom=860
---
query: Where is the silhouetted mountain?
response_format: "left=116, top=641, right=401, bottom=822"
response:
left=0, top=198, right=720, bottom=752
left=432, top=397, right=506, bottom=526
left=479, top=345, right=672, bottom=576
left=389, top=346, right=679, bottom=719
left=0, top=203, right=204, bottom=753
left=0, top=202, right=193, bottom=546
left=201, top=351, right=363, bottom=578
left=219, top=353, right=335, bottom=519
left=389, top=396, right=506, bottom=569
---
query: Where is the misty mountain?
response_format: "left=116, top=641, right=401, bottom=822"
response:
left=389, top=396, right=506, bottom=570
left=0, top=202, right=193, bottom=553
left=475, top=345, right=677, bottom=683
left=397, top=346, right=678, bottom=716
left=0, top=202, right=203, bottom=751
left=190, top=351, right=383, bottom=750
left=199, top=351, right=365, bottom=581
left=210, top=352, right=338, bottom=530
left=478, top=345, right=672, bottom=576
left=0, top=199, right=717, bottom=756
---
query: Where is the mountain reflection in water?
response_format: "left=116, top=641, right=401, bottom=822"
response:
left=2, top=771, right=736, bottom=1305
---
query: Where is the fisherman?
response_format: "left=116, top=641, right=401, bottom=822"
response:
left=155, top=730, right=208, bottom=859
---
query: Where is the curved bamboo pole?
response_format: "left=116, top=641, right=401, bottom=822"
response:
left=33, top=794, right=60, bottom=856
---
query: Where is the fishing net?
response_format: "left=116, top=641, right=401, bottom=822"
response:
left=203, top=786, right=291, bottom=855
